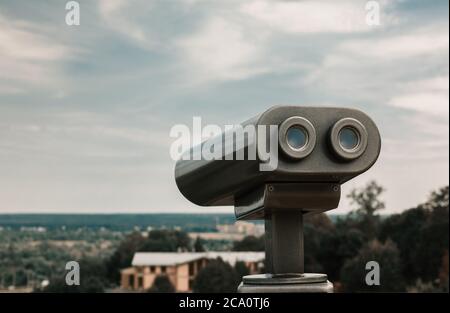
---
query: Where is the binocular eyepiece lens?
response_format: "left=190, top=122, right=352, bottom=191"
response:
left=279, top=116, right=316, bottom=160
left=330, top=118, right=368, bottom=161
left=338, top=127, right=360, bottom=151
left=286, top=126, right=308, bottom=150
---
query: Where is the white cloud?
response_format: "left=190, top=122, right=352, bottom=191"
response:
left=388, top=76, right=449, bottom=116
left=381, top=75, right=449, bottom=170
left=240, top=0, right=398, bottom=33
left=382, top=137, right=449, bottom=161
left=0, top=0, right=448, bottom=213
left=389, top=92, right=448, bottom=116
left=0, top=84, right=23, bottom=95
left=176, top=17, right=268, bottom=83
left=97, top=0, right=403, bottom=85
left=300, top=22, right=449, bottom=97
left=339, top=27, right=449, bottom=59
left=295, top=20, right=449, bottom=173
left=0, top=13, right=82, bottom=92
left=174, top=0, right=403, bottom=84
left=98, top=0, right=157, bottom=48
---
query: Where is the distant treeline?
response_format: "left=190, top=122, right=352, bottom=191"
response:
left=0, top=214, right=237, bottom=232
left=0, top=213, right=346, bottom=231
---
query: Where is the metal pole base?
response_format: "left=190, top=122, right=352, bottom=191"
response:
left=237, top=273, right=334, bottom=293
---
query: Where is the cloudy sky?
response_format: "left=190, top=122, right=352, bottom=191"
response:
left=0, top=0, right=448, bottom=214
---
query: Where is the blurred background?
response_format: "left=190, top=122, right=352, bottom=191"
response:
left=0, top=0, right=448, bottom=292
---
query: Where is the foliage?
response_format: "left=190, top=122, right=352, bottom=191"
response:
left=340, top=239, right=404, bottom=292
left=38, top=257, right=108, bottom=293
left=139, top=230, right=190, bottom=252
left=105, top=232, right=146, bottom=283
left=0, top=214, right=236, bottom=232
left=347, top=180, right=385, bottom=239
left=379, top=207, right=427, bottom=282
left=148, top=275, right=175, bottom=293
left=407, top=278, right=447, bottom=293
left=379, top=185, right=449, bottom=284
left=194, top=236, right=206, bottom=252
left=41, top=276, right=105, bottom=293
left=234, top=261, right=250, bottom=280
left=307, top=222, right=366, bottom=281
left=0, top=184, right=448, bottom=293
left=232, top=235, right=264, bottom=251
left=105, top=229, right=191, bottom=283
left=193, top=258, right=239, bottom=293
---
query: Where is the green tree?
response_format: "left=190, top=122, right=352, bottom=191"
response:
left=79, top=257, right=109, bottom=288
left=312, top=223, right=366, bottom=281
left=233, top=236, right=264, bottom=251
left=193, top=258, right=239, bottom=293
left=438, top=250, right=449, bottom=292
left=40, top=257, right=107, bottom=293
left=42, top=275, right=104, bottom=293
left=347, top=180, right=385, bottom=239
left=340, top=239, right=404, bottom=292
left=303, top=213, right=336, bottom=274
left=14, top=269, right=28, bottom=287
left=139, top=230, right=190, bottom=252
left=106, top=232, right=145, bottom=283
left=106, top=229, right=192, bottom=284
left=379, top=207, right=427, bottom=283
left=234, top=261, right=250, bottom=281
left=414, top=186, right=449, bottom=282
left=304, top=213, right=334, bottom=230
left=148, top=275, right=175, bottom=293
left=380, top=185, right=449, bottom=284
left=422, top=186, right=449, bottom=211
left=81, top=276, right=105, bottom=293
left=194, top=236, right=205, bottom=252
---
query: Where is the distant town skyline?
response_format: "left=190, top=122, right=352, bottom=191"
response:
left=0, top=0, right=448, bottom=214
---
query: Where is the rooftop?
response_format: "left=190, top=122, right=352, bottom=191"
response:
left=132, top=252, right=204, bottom=266
left=131, top=252, right=264, bottom=266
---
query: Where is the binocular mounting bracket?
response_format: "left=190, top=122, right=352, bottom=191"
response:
left=235, top=183, right=340, bottom=293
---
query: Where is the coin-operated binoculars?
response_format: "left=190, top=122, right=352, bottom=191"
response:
left=174, top=106, right=381, bottom=292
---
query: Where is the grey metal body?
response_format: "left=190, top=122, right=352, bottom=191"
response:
left=265, top=211, right=304, bottom=273
left=174, top=106, right=381, bottom=293
left=238, top=281, right=333, bottom=293
left=238, top=274, right=334, bottom=293
left=236, top=184, right=336, bottom=293
left=175, top=106, right=381, bottom=208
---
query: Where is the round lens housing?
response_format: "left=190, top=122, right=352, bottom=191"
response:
left=338, top=127, right=360, bottom=151
left=286, top=126, right=308, bottom=150
left=330, top=118, right=367, bottom=161
left=279, top=117, right=316, bottom=159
